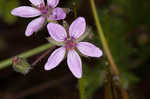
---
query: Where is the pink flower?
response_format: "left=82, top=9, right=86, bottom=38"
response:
left=45, top=17, right=103, bottom=78
left=11, top=0, right=66, bottom=37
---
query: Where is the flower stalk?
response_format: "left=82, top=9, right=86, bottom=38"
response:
left=78, top=78, right=85, bottom=99
left=90, top=0, right=129, bottom=99
left=89, top=0, right=119, bottom=76
left=0, top=43, right=53, bottom=69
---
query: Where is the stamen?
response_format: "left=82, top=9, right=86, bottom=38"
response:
left=65, top=37, right=76, bottom=50
left=38, top=3, right=49, bottom=16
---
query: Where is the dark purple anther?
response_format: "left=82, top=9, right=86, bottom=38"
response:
left=38, top=3, right=49, bottom=16
left=65, top=37, right=76, bottom=50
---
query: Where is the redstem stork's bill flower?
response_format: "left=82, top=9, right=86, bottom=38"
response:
left=45, top=17, right=103, bottom=78
left=11, top=0, right=66, bottom=37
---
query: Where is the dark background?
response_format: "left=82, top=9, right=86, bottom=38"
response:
left=0, top=0, right=150, bottom=99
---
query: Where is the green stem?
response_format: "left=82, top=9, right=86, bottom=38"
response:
left=0, top=43, right=53, bottom=69
left=90, top=0, right=119, bottom=76
left=78, top=78, right=85, bottom=99
left=73, top=2, right=77, bottom=18
left=90, top=1, right=129, bottom=99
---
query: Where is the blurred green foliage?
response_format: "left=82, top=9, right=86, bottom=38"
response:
left=73, top=0, right=150, bottom=98
left=0, top=0, right=18, bottom=24
left=99, top=9, right=140, bottom=88
left=82, top=63, right=105, bottom=99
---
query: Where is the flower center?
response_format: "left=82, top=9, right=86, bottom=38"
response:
left=38, top=3, right=49, bottom=16
left=65, top=37, right=76, bottom=50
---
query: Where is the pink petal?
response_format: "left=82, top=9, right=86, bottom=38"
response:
left=47, top=0, right=59, bottom=8
left=77, top=42, right=103, bottom=57
left=69, top=17, right=86, bottom=39
left=11, top=6, right=41, bottom=18
left=67, top=50, right=82, bottom=78
left=29, top=0, right=45, bottom=7
left=44, top=47, right=66, bottom=70
left=47, top=23, right=67, bottom=42
left=25, top=16, right=45, bottom=36
left=49, top=7, right=66, bottom=20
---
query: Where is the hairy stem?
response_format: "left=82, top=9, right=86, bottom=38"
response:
left=31, top=46, right=56, bottom=66
left=0, top=43, right=53, bottom=69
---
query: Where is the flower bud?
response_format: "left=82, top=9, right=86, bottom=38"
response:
left=12, top=56, right=31, bottom=75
